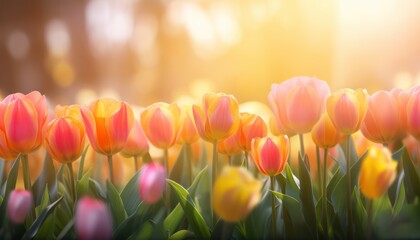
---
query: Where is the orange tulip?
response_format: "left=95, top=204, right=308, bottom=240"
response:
left=251, top=136, right=289, bottom=176
left=0, top=91, right=47, bottom=155
left=218, top=113, right=267, bottom=155
left=311, top=113, right=341, bottom=149
left=193, top=93, right=240, bottom=141
left=326, top=88, right=368, bottom=135
left=45, top=117, right=86, bottom=163
left=359, top=146, right=397, bottom=199
left=141, top=102, right=179, bottom=149
left=121, top=119, right=149, bottom=158
left=360, top=89, right=405, bottom=144
left=177, top=105, right=199, bottom=144
left=80, top=98, right=134, bottom=156
left=405, top=86, right=420, bottom=140
left=268, top=76, right=330, bottom=135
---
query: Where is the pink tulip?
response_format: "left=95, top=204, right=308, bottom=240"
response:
left=0, top=91, right=47, bottom=155
left=7, top=190, right=33, bottom=224
left=121, top=119, right=149, bottom=158
left=139, top=163, right=166, bottom=204
left=268, top=76, right=330, bottom=135
left=251, top=136, right=289, bottom=176
left=405, top=86, right=420, bottom=140
left=76, top=197, right=113, bottom=240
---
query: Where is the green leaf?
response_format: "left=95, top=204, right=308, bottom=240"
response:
left=0, top=159, right=5, bottom=187
left=402, top=148, right=420, bottom=203
left=113, top=201, right=154, bottom=239
left=56, top=218, right=75, bottom=239
left=32, top=152, right=56, bottom=205
left=169, top=230, right=196, bottom=240
left=271, top=191, right=311, bottom=238
left=22, top=196, right=63, bottom=240
left=164, top=204, right=184, bottom=235
left=36, top=186, right=50, bottom=216
left=120, top=170, right=141, bottom=216
left=88, top=179, right=106, bottom=200
left=167, top=179, right=211, bottom=240
left=327, top=168, right=343, bottom=201
left=352, top=188, right=367, bottom=239
left=76, top=169, right=92, bottom=199
left=285, top=164, right=300, bottom=200
left=211, top=219, right=235, bottom=240
left=106, top=181, right=128, bottom=227
left=393, top=174, right=405, bottom=216
left=392, top=146, right=405, bottom=161
left=77, top=145, right=90, bottom=180
left=298, top=154, right=317, bottom=238
left=244, top=190, right=272, bottom=240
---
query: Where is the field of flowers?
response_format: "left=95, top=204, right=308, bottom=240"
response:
left=0, top=76, right=420, bottom=239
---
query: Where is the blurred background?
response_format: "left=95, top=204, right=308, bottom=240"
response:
left=1, top=0, right=420, bottom=106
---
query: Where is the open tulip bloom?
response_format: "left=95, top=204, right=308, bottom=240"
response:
left=1, top=83, right=420, bottom=240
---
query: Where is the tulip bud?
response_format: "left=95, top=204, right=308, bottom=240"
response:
left=193, top=93, right=240, bottom=141
left=139, top=163, right=166, bottom=204
left=326, top=88, right=368, bottom=135
left=311, top=113, right=341, bottom=148
left=7, top=190, right=33, bottom=224
left=213, top=167, right=261, bottom=222
left=251, top=136, right=289, bottom=177
left=359, top=146, right=397, bottom=199
left=76, top=197, right=113, bottom=240
left=267, top=76, right=330, bottom=134
left=177, top=105, right=199, bottom=144
left=80, top=98, right=134, bottom=155
left=141, top=102, right=179, bottom=149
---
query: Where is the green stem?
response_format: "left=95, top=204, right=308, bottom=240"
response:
left=366, top=198, right=373, bottom=240
left=270, top=176, right=277, bottom=239
left=67, top=163, right=76, bottom=203
left=107, top=155, right=114, bottom=184
left=322, top=148, right=329, bottom=237
left=21, top=154, right=31, bottom=192
left=185, top=144, right=193, bottom=184
left=345, top=135, right=353, bottom=239
left=134, top=155, right=139, bottom=172
left=316, top=146, right=322, bottom=200
left=243, top=151, right=248, bottom=169
left=164, top=148, right=170, bottom=214
left=212, top=140, right=218, bottom=225
left=228, top=155, right=233, bottom=166
left=299, top=134, right=305, bottom=158
left=77, top=146, right=88, bottom=181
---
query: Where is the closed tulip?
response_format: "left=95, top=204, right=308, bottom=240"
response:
left=76, top=197, right=112, bottom=240
left=361, top=89, right=405, bottom=144
left=267, top=76, right=330, bottom=134
left=311, top=113, right=341, bottom=149
left=405, top=87, right=420, bottom=140
left=0, top=91, right=47, bottom=154
left=213, top=167, right=261, bottom=222
left=7, top=190, right=33, bottom=224
left=139, top=163, right=166, bottom=204
left=56, top=104, right=83, bottom=122
left=45, top=117, right=85, bottom=163
left=193, top=93, right=240, bottom=141
left=217, top=135, right=242, bottom=156
left=326, top=88, right=368, bottom=135
left=80, top=98, right=134, bottom=156
left=251, top=136, right=289, bottom=176
left=359, top=146, right=397, bottom=199
left=141, top=102, right=179, bottom=149
left=177, top=105, right=199, bottom=144
left=121, top=119, right=149, bottom=158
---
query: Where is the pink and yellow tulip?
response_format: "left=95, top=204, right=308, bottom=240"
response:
left=251, top=136, right=289, bottom=177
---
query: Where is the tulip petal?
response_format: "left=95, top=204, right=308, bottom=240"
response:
left=81, top=106, right=102, bottom=154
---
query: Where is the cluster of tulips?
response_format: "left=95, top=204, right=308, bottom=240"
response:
left=0, top=76, right=420, bottom=239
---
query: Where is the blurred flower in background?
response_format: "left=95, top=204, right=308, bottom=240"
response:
left=1, top=0, right=420, bottom=106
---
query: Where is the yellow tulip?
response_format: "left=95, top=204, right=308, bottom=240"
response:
left=359, top=146, right=397, bottom=199
left=311, top=113, right=341, bottom=149
left=213, top=167, right=261, bottom=222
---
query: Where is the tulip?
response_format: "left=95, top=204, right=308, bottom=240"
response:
left=326, top=88, right=368, bottom=238
left=217, top=135, right=242, bottom=158
left=7, top=190, right=33, bottom=224
left=192, top=93, right=240, bottom=142
left=251, top=136, right=289, bottom=177
left=311, top=113, right=341, bottom=149
left=361, top=89, right=405, bottom=144
left=56, top=104, right=83, bottom=122
left=359, top=146, right=397, bottom=199
left=45, top=117, right=85, bottom=164
left=121, top=119, right=149, bottom=171
left=139, top=162, right=166, bottom=204
left=0, top=91, right=47, bottom=192
left=177, top=105, right=199, bottom=144
left=141, top=102, right=179, bottom=149
left=326, top=88, right=368, bottom=135
left=80, top=98, right=134, bottom=183
left=213, top=167, right=261, bottom=222
left=405, top=87, right=420, bottom=140
left=267, top=76, right=330, bottom=135
left=75, top=197, right=112, bottom=240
